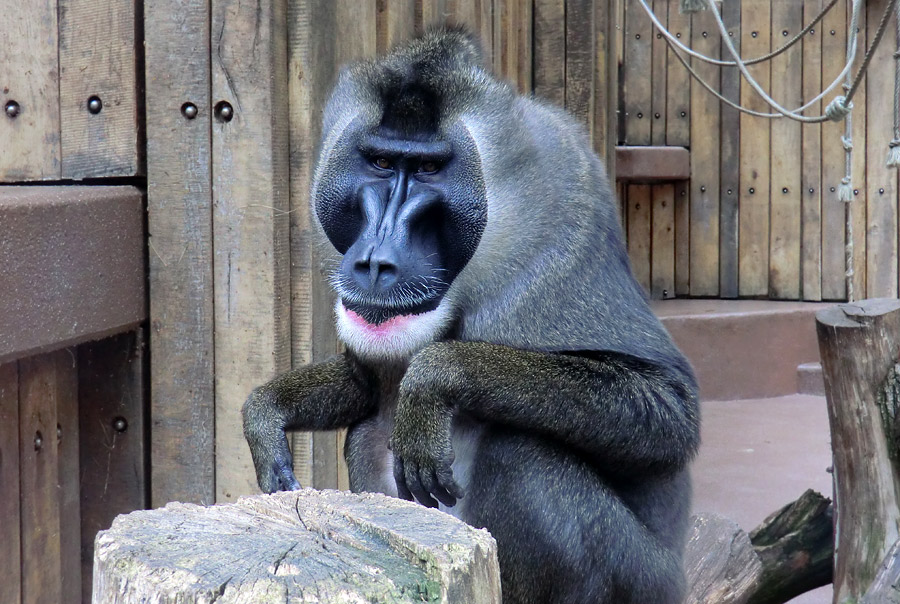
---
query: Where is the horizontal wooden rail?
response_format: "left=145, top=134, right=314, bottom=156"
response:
left=0, top=186, right=146, bottom=364
left=615, top=146, right=691, bottom=182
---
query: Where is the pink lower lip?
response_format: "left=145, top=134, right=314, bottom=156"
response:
left=344, top=305, right=413, bottom=335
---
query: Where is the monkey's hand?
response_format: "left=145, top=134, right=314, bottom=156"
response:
left=243, top=386, right=302, bottom=494
left=391, top=363, right=464, bottom=508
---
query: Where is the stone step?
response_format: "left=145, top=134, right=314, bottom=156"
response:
left=798, top=362, right=826, bottom=396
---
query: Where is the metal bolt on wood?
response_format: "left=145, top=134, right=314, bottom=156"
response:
left=4, top=100, right=19, bottom=118
left=181, top=102, right=198, bottom=119
left=34, top=431, right=43, bottom=451
left=215, top=101, right=234, bottom=122
left=88, top=96, right=103, bottom=114
left=113, top=417, right=128, bottom=433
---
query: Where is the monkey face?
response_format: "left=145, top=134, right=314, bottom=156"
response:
left=316, top=121, right=487, bottom=361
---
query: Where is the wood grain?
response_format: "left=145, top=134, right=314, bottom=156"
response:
left=674, top=180, right=690, bottom=296
left=0, top=0, right=61, bottom=180
left=849, top=1, right=867, bottom=300
left=665, top=1, right=691, bottom=147
left=0, top=362, right=20, bottom=604
left=688, top=7, right=720, bottom=296
left=651, top=184, right=676, bottom=299
left=58, top=0, right=141, bottom=178
left=534, top=0, right=566, bottom=108
left=768, top=0, right=802, bottom=299
left=55, top=349, right=80, bottom=604
left=623, top=0, right=652, bottom=144
left=650, top=0, right=667, bottom=145
left=377, top=0, right=416, bottom=53
left=738, top=0, right=771, bottom=296
left=627, top=184, right=652, bottom=294
left=801, top=0, right=823, bottom=301
left=718, top=0, right=740, bottom=299
left=145, top=0, right=215, bottom=506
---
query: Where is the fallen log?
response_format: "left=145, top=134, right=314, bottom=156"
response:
left=685, top=490, right=833, bottom=604
left=92, top=489, right=501, bottom=603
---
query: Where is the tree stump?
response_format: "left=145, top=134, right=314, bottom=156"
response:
left=92, top=489, right=501, bottom=603
left=817, top=298, right=900, bottom=603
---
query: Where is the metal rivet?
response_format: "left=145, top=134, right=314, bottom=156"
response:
left=830, top=30, right=836, bottom=35
left=635, top=34, right=641, bottom=40
left=680, top=111, right=686, bottom=118
left=853, top=189, right=859, bottom=196
left=215, top=101, right=234, bottom=122
left=729, top=31, right=734, bottom=37
left=782, top=187, right=789, bottom=194
left=181, top=102, right=198, bottom=119
left=87, top=95, right=102, bottom=114
left=749, top=187, right=756, bottom=194
left=727, top=189, right=733, bottom=195
left=656, top=33, right=662, bottom=39
left=57, top=423, right=62, bottom=441
left=751, top=31, right=758, bottom=38
left=4, top=100, right=20, bottom=118
left=34, top=431, right=43, bottom=451
left=635, top=203, right=641, bottom=211
left=676, top=32, right=682, bottom=39
left=879, top=188, right=886, bottom=195
left=809, top=188, right=815, bottom=194
left=680, top=189, right=686, bottom=196
left=702, top=31, right=708, bottom=38
left=700, top=185, right=707, bottom=193
left=113, top=417, right=128, bottom=433
left=637, top=112, right=643, bottom=119
left=830, top=186, right=836, bottom=192
left=782, top=30, right=789, bottom=37
left=654, top=112, right=661, bottom=119
left=810, top=29, right=815, bottom=35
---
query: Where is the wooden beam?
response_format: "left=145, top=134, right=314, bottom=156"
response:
left=615, top=146, right=690, bottom=183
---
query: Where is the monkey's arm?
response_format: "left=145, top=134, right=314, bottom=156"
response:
left=392, top=341, right=699, bottom=507
left=242, top=354, right=376, bottom=493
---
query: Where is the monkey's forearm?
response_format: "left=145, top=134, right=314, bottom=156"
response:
left=404, top=342, right=700, bottom=474
left=242, top=354, right=375, bottom=433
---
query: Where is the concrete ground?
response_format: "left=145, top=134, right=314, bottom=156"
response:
left=692, top=394, right=833, bottom=604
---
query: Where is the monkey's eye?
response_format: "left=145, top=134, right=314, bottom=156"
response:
left=373, top=157, right=392, bottom=170
left=418, top=161, right=439, bottom=174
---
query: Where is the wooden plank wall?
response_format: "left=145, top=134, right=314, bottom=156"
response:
left=622, top=0, right=900, bottom=301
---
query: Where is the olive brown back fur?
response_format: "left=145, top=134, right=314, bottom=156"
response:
left=243, top=27, right=700, bottom=604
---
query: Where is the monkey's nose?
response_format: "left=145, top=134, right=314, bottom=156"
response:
left=351, top=246, right=400, bottom=291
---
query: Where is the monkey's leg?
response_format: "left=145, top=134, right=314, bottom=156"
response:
left=465, top=429, right=689, bottom=604
left=392, top=341, right=699, bottom=505
left=242, top=354, right=376, bottom=493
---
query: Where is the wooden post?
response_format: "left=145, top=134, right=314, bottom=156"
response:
left=816, top=299, right=900, bottom=602
left=92, top=490, right=501, bottom=603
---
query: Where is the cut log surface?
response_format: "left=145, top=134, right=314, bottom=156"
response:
left=92, top=489, right=501, bottom=603
left=685, top=513, right=763, bottom=604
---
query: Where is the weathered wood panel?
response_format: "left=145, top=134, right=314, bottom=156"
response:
left=55, top=350, right=80, bottom=604
left=0, top=363, right=20, bottom=604
left=377, top=0, right=416, bottom=52
left=623, top=0, right=652, bottom=145
left=534, top=0, right=566, bottom=108
left=565, top=0, right=594, bottom=131
left=801, top=0, right=823, bottom=301
left=145, top=0, right=216, bottom=506
left=864, top=0, right=897, bottom=298
left=18, top=352, right=66, bottom=604
left=689, top=8, right=720, bottom=296
left=58, top=0, right=141, bottom=178
left=211, top=0, right=292, bottom=502
left=850, top=3, right=868, bottom=300
left=651, top=184, right=676, bottom=299
left=650, top=0, right=667, bottom=145
left=0, top=0, right=61, bottom=181
left=737, top=0, right=771, bottom=296
left=78, top=331, right=148, bottom=602
left=769, top=1, right=803, bottom=300
left=718, top=0, right=741, bottom=299
left=627, top=185, right=652, bottom=293
left=594, top=0, right=618, bottom=164
left=665, top=2, right=691, bottom=147
left=494, top=0, right=531, bottom=93
left=674, top=180, right=691, bottom=296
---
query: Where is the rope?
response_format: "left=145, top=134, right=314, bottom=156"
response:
left=888, top=5, right=900, bottom=168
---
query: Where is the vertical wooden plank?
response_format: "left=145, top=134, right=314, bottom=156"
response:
left=623, top=0, right=652, bottom=144
left=0, top=363, right=20, bottom=604
left=288, top=0, right=338, bottom=489
left=534, top=0, right=566, bottom=107
left=689, top=7, right=720, bottom=296
left=446, top=0, right=494, bottom=66
left=665, top=0, right=691, bottom=147
left=566, top=0, right=596, bottom=130
left=58, top=0, right=141, bottom=178
left=801, top=0, right=823, bottom=301
left=850, top=4, right=866, bottom=301
left=145, top=0, right=216, bottom=506
left=649, top=0, right=666, bottom=145
left=866, top=0, right=896, bottom=297
left=719, top=0, right=741, bottom=298
left=627, top=184, right=652, bottom=293
left=651, top=184, right=676, bottom=298
left=418, top=0, right=449, bottom=32
left=674, top=179, right=690, bottom=295
left=78, top=331, right=148, bottom=603
left=738, top=0, right=771, bottom=296
left=594, top=0, right=618, bottom=166
left=211, top=0, right=292, bottom=503
left=493, top=0, right=527, bottom=92
left=377, top=0, right=417, bottom=52
left=819, top=0, right=846, bottom=299
left=0, top=0, right=61, bottom=180
left=55, top=350, right=79, bottom=604
left=769, top=0, right=802, bottom=299
left=19, top=352, right=65, bottom=604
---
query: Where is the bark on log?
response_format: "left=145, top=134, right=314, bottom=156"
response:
left=817, top=299, right=900, bottom=603
left=92, top=489, right=501, bottom=603
left=685, top=490, right=833, bottom=604
left=862, top=539, right=900, bottom=603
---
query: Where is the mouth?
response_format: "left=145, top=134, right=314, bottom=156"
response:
left=341, top=298, right=441, bottom=325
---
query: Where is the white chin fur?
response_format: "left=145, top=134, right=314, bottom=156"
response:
left=335, top=299, right=453, bottom=361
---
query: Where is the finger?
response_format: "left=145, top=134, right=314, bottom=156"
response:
left=394, top=458, right=414, bottom=501
left=405, top=462, right=439, bottom=508
left=274, top=459, right=301, bottom=492
left=436, top=466, right=465, bottom=501
left=427, top=471, right=458, bottom=508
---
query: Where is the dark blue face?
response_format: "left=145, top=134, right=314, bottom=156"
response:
left=316, top=125, right=487, bottom=325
